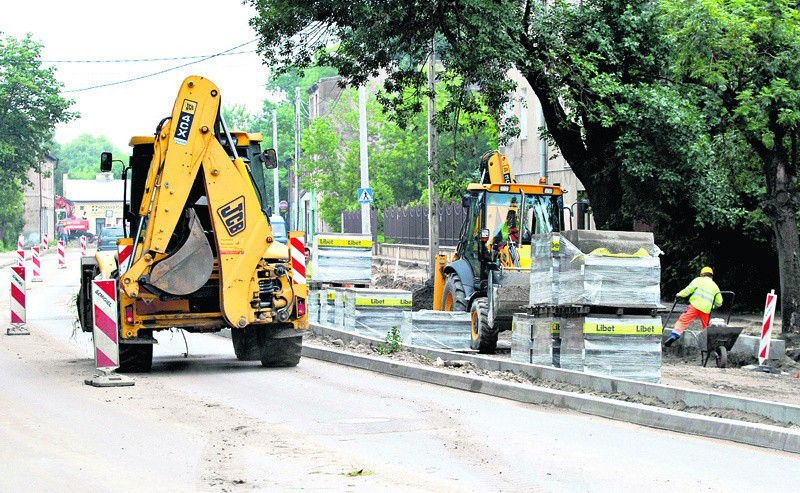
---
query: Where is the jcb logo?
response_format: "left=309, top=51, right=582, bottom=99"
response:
left=173, top=99, right=198, bottom=145
left=217, top=196, right=246, bottom=236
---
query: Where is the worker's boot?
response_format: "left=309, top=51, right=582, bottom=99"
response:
left=663, top=331, right=681, bottom=348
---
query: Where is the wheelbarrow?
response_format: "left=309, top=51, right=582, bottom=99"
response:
left=664, top=291, right=742, bottom=368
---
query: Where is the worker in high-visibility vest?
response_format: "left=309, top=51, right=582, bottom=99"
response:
left=664, top=266, right=723, bottom=347
left=304, top=247, right=313, bottom=281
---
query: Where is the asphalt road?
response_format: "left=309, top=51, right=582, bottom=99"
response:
left=1, top=248, right=799, bottom=492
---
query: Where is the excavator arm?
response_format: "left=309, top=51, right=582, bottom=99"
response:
left=121, top=76, right=279, bottom=329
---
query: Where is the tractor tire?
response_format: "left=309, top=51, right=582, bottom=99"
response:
left=442, top=273, right=468, bottom=312
left=258, top=329, right=302, bottom=368
left=117, top=343, right=153, bottom=373
left=232, top=326, right=261, bottom=361
left=470, top=297, right=498, bottom=354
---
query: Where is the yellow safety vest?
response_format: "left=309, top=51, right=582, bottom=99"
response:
left=678, top=276, right=723, bottom=314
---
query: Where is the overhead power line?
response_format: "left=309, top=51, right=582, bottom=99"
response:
left=62, top=40, right=258, bottom=94
left=42, top=50, right=254, bottom=64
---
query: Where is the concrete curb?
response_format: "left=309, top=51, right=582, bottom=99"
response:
left=302, top=344, right=800, bottom=454
left=309, top=324, right=800, bottom=426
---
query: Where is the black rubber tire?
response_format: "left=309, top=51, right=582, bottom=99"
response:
left=232, top=326, right=261, bottom=361
left=716, top=346, right=728, bottom=368
left=258, top=331, right=302, bottom=367
left=442, top=273, right=468, bottom=312
left=117, top=343, right=153, bottom=373
left=470, top=297, right=498, bottom=354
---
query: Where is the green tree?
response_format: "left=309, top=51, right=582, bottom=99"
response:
left=0, top=33, right=76, bottom=244
left=247, top=0, right=704, bottom=230
left=663, top=0, right=800, bottom=332
left=56, top=134, right=124, bottom=194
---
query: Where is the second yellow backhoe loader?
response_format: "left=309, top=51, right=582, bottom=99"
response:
left=434, top=151, right=564, bottom=353
left=76, top=75, right=308, bottom=372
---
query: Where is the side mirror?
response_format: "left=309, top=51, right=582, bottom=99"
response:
left=260, top=148, right=278, bottom=169
left=100, top=152, right=113, bottom=172
left=461, top=193, right=472, bottom=209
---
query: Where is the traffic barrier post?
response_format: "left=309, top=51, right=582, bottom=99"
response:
left=117, top=241, right=133, bottom=274
left=290, top=234, right=306, bottom=284
left=16, top=235, right=24, bottom=267
left=758, top=289, right=777, bottom=366
left=84, top=279, right=133, bottom=387
left=80, top=235, right=87, bottom=257
left=7, top=266, right=29, bottom=335
left=42, top=233, right=49, bottom=251
left=58, top=240, right=66, bottom=268
left=31, top=246, right=42, bottom=282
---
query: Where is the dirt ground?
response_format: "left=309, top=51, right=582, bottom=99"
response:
left=368, top=265, right=800, bottom=412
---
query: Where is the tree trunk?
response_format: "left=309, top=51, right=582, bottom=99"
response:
left=760, top=149, right=800, bottom=333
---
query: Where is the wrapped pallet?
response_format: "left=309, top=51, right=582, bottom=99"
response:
left=559, top=315, right=585, bottom=371
left=313, top=233, right=373, bottom=285
left=343, top=288, right=411, bottom=338
left=583, top=316, right=663, bottom=383
left=400, top=310, right=472, bottom=350
left=512, top=312, right=561, bottom=367
left=529, top=233, right=561, bottom=306
left=558, top=230, right=661, bottom=308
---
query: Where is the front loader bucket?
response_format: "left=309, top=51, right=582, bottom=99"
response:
left=150, top=209, right=214, bottom=295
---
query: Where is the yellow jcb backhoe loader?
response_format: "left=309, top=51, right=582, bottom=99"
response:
left=76, top=75, right=307, bottom=372
left=434, top=151, right=564, bottom=353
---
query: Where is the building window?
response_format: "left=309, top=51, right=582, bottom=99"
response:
left=519, top=88, right=528, bottom=141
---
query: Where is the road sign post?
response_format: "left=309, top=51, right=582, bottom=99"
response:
left=85, top=279, right=133, bottom=387
left=357, top=187, right=374, bottom=204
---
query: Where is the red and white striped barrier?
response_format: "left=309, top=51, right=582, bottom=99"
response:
left=31, top=246, right=42, bottom=282
left=118, top=242, right=132, bottom=274
left=84, top=279, right=133, bottom=387
left=91, top=279, right=120, bottom=370
left=58, top=240, right=66, bottom=268
left=290, top=235, right=306, bottom=284
left=42, top=232, right=49, bottom=251
left=16, top=235, right=24, bottom=267
left=759, top=289, right=777, bottom=365
left=80, top=235, right=87, bottom=257
left=7, top=266, right=29, bottom=336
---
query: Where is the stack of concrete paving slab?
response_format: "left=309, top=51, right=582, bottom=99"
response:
left=511, top=311, right=561, bottom=367
left=312, top=233, right=373, bottom=285
left=400, top=310, right=473, bottom=351
left=343, top=288, right=411, bottom=338
left=527, top=230, right=664, bottom=382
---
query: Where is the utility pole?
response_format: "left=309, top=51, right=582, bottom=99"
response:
left=427, top=39, right=439, bottom=275
left=293, top=87, right=300, bottom=230
left=272, top=108, right=279, bottom=214
left=358, top=85, right=372, bottom=236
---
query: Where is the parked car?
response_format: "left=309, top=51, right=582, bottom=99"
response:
left=269, top=215, right=287, bottom=244
left=97, top=226, right=124, bottom=251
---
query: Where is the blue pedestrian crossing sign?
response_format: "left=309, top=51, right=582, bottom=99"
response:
left=357, top=187, right=374, bottom=204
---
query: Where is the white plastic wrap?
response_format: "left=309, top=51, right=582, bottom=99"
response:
left=530, top=231, right=662, bottom=308
left=400, top=310, right=473, bottom=350
left=511, top=313, right=560, bottom=367
left=343, top=288, right=411, bottom=338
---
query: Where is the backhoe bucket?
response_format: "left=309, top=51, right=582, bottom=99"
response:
left=150, top=209, right=214, bottom=295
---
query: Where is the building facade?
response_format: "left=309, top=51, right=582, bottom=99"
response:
left=22, top=153, right=57, bottom=246
left=62, top=172, right=127, bottom=235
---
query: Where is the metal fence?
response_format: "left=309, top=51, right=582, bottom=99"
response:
left=342, top=202, right=465, bottom=246
left=377, top=202, right=466, bottom=246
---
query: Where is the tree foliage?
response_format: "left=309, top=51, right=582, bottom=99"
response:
left=663, top=0, right=800, bottom=331
left=54, top=134, right=124, bottom=194
left=0, top=33, right=75, bottom=247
